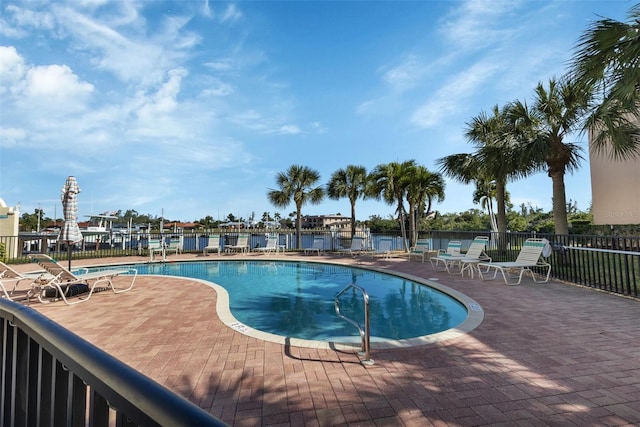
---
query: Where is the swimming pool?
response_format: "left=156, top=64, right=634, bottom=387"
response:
left=110, top=260, right=482, bottom=347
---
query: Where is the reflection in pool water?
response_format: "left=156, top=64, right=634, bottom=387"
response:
left=127, top=261, right=468, bottom=341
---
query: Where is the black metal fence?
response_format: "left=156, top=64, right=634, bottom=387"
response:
left=0, top=298, right=227, bottom=427
left=430, top=230, right=639, bottom=298
left=1, top=229, right=638, bottom=297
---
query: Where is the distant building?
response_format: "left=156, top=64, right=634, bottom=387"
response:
left=301, top=214, right=351, bottom=229
left=163, top=222, right=198, bottom=231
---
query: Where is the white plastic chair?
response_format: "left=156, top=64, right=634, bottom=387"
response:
left=254, top=234, right=279, bottom=255
left=430, top=240, right=463, bottom=271
left=304, top=236, right=325, bottom=255
left=203, top=234, right=221, bottom=256
left=408, top=239, right=431, bottom=263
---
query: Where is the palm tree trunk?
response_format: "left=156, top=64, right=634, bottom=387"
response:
left=350, top=202, right=356, bottom=239
left=495, top=182, right=507, bottom=234
left=295, top=208, right=302, bottom=249
left=399, top=214, right=408, bottom=251
left=408, top=201, right=416, bottom=249
left=397, top=199, right=409, bottom=252
left=487, top=199, right=498, bottom=232
left=551, top=171, right=569, bottom=235
left=413, top=208, right=419, bottom=246
left=496, top=180, right=508, bottom=251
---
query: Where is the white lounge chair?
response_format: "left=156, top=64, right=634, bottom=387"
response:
left=370, top=236, right=393, bottom=259
left=408, top=239, right=431, bottom=263
left=203, top=234, right=221, bottom=256
left=29, top=254, right=137, bottom=305
left=337, top=236, right=365, bottom=257
left=254, top=234, right=279, bottom=255
left=147, top=238, right=164, bottom=261
left=477, top=238, right=551, bottom=285
left=304, top=236, right=325, bottom=255
left=0, top=261, right=42, bottom=301
left=430, top=240, right=464, bottom=272
left=456, top=236, right=492, bottom=278
left=226, top=233, right=250, bottom=254
left=164, top=238, right=182, bottom=257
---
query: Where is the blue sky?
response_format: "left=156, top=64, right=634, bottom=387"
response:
left=0, top=0, right=632, bottom=224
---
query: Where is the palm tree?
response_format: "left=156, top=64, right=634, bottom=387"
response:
left=437, top=105, right=530, bottom=236
left=508, top=78, right=590, bottom=235
left=267, top=165, right=324, bottom=249
left=472, top=178, right=500, bottom=233
left=368, top=160, right=415, bottom=251
left=406, top=166, right=445, bottom=246
left=438, top=152, right=509, bottom=234
left=571, top=4, right=640, bottom=160
left=327, top=165, right=369, bottom=238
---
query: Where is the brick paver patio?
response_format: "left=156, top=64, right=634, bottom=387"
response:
left=16, top=253, right=640, bottom=426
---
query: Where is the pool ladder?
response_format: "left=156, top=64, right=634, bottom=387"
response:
left=335, top=283, right=374, bottom=366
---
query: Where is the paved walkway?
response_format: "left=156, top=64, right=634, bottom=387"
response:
left=16, top=253, right=640, bottom=426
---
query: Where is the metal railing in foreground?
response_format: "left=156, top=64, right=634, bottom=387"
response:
left=0, top=299, right=227, bottom=427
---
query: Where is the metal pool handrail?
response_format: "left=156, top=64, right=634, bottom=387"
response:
left=335, top=283, right=373, bottom=365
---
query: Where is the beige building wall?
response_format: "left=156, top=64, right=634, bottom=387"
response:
left=589, top=128, right=640, bottom=225
left=0, top=198, right=20, bottom=258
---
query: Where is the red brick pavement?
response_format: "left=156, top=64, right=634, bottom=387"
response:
left=15, top=253, right=640, bottom=426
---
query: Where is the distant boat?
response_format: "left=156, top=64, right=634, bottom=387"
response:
left=79, top=212, right=120, bottom=250
left=219, top=221, right=252, bottom=229
left=81, top=212, right=118, bottom=233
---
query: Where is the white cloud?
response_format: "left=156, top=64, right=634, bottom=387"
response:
left=439, top=0, right=522, bottom=51
left=44, top=5, right=194, bottom=87
left=199, top=75, right=234, bottom=97
left=381, top=54, right=426, bottom=91
left=278, top=125, right=301, bottom=135
left=136, top=68, right=186, bottom=119
left=0, top=46, right=26, bottom=93
left=202, top=0, right=213, bottom=19
left=310, top=122, right=327, bottom=134
left=161, top=15, right=201, bottom=50
left=356, top=99, right=375, bottom=115
left=0, top=127, right=26, bottom=148
left=24, top=64, right=94, bottom=100
left=204, top=59, right=234, bottom=72
left=0, top=52, right=95, bottom=118
left=4, top=4, right=56, bottom=31
left=200, top=2, right=244, bottom=24
left=230, top=109, right=300, bottom=136
left=411, top=61, right=498, bottom=129
left=201, top=83, right=234, bottom=97
left=221, top=4, right=242, bottom=22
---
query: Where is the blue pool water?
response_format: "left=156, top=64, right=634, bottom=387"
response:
left=117, top=261, right=467, bottom=341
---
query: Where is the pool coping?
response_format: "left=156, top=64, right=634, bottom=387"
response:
left=136, top=258, right=484, bottom=351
